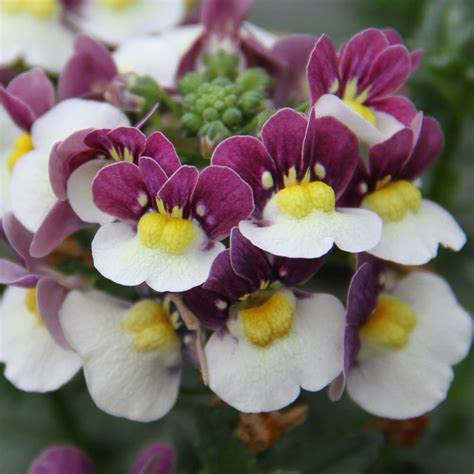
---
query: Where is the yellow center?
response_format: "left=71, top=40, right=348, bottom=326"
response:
left=122, top=299, right=178, bottom=353
left=240, top=291, right=295, bottom=347
left=343, top=100, right=377, bottom=125
left=137, top=212, right=197, bottom=255
left=361, top=295, right=416, bottom=349
left=24, top=288, right=44, bottom=326
left=0, top=0, right=58, bottom=18
left=275, top=181, right=335, bottom=219
left=341, top=78, right=376, bottom=125
left=7, top=133, right=34, bottom=173
left=100, top=0, right=138, bottom=10
left=363, top=180, right=422, bottom=222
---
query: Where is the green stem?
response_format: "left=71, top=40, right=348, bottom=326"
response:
left=158, top=90, right=182, bottom=116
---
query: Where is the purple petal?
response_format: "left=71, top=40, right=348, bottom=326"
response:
left=368, top=127, right=414, bottom=184
left=382, top=28, right=423, bottom=72
left=30, top=201, right=88, bottom=258
left=307, top=34, right=339, bottom=104
left=130, top=443, right=176, bottom=474
left=303, top=113, right=359, bottom=198
left=92, top=162, right=149, bottom=221
left=28, top=445, right=97, bottom=474
left=362, top=45, right=411, bottom=100
left=176, top=32, right=207, bottom=79
left=36, top=277, right=72, bottom=350
left=202, top=0, right=252, bottom=32
left=339, top=29, right=389, bottom=94
left=0, top=87, right=35, bottom=130
left=139, top=157, right=168, bottom=199
left=370, top=95, right=417, bottom=126
left=240, top=35, right=286, bottom=75
left=261, top=108, right=308, bottom=185
left=143, top=132, right=181, bottom=176
left=59, top=34, right=117, bottom=100
left=401, top=116, right=444, bottom=180
left=192, top=166, right=254, bottom=241
left=337, top=160, right=369, bottom=207
left=183, top=287, right=228, bottom=330
left=229, top=228, right=272, bottom=287
left=0, top=260, right=39, bottom=287
left=157, top=165, right=199, bottom=218
left=2, top=212, right=34, bottom=264
left=211, top=135, right=276, bottom=212
left=272, top=255, right=326, bottom=287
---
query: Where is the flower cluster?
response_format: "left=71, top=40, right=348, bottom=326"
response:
left=0, top=0, right=471, bottom=431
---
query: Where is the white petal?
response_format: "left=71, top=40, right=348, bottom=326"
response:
left=205, top=292, right=345, bottom=412
left=113, top=25, right=203, bottom=89
left=0, top=14, right=74, bottom=72
left=0, top=154, right=12, bottom=219
left=31, top=99, right=130, bottom=151
left=239, top=198, right=382, bottom=258
left=59, top=290, right=181, bottom=422
left=315, top=94, right=404, bottom=146
left=70, top=0, right=185, bottom=45
left=0, top=107, right=21, bottom=154
left=10, top=150, right=56, bottom=232
left=347, top=272, right=472, bottom=419
left=367, top=199, right=466, bottom=265
left=0, top=286, right=81, bottom=392
left=67, top=159, right=115, bottom=225
left=92, top=221, right=225, bottom=292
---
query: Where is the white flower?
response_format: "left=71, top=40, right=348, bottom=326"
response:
left=347, top=272, right=472, bottom=419
left=59, top=290, right=182, bottom=422
left=0, top=286, right=81, bottom=392
left=205, top=290, right=345, bottom=412
left=9, top=99, right=129, bottom=232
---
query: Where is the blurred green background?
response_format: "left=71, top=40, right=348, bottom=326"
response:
left=1, top=0, right=473, bottom=472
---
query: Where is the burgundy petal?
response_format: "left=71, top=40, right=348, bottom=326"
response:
left=36, top=277, right=72, bottom=350
left=202, top=0, right=252, bottom=33
left=363, top=45, right=411, bottom=100
left=401, top=116, right=444, bottom=180
left=261, top=108, right=308, bottom=185
left=303, top=113, right=359, bottom=198
left=59, top=34, right=117, bottom=100
left=382, top=28, right=423, bottom=72
left=183, top=287, right=228, bottom=330
left=368, top=127, right=414, bottom=184
left=30, top=201, right=88, bottom=258
left=211, top=135, right=276, bottom=212
left=229, top=228, right=273, bottom=287
left=2, top=212, right=34, bottom=264
left=157, top=165, right=199, bottom=218
left=143, top=132, right=181, bottom=176
left=176, top=32, right=207, bottom=79
left=138, top=157, right=168, bottom=199
left=337, top=160, right=369, bottom=207
left=307, top=34, right=339, bottom=104
left=107, top=127, right=147, bottom=162
left=92, top=162, right=149, bottom=221
left=192, top=165, right=254, bottom=241
left=130, top=443, right=176, bottom=474
left=272, top=34, right=317, bottom=106
left=370, top=95, right=417, bottom=126
left=0, top=86, right=35, bottom=130
left=0, top=260, right=39, bottom=287
left=28, top=445, right=97, bottom=474
left=272, top=255, right=326, bottom=287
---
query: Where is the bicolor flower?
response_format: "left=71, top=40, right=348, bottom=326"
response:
left=60, top=290, right=184, bottom=421
left=308, top=28, right=420, bottom=146
left=184, top=228, right=345, bottom=412
left=0, top=214, right=82, bottom=392
left=67, top=0, right=186, bottom=45
left=344, top=114, right=466, bottom=264
left=0, top=69, right=129, bottom=238
left=89, top=132, right=253, bottom=291
left=212, top=108, right=382, bottom=259
left=342, top=256, right=472, bottom=419
left=0, top=0, right=74, bottom=72
left=28, top=442, right=176, bottom=474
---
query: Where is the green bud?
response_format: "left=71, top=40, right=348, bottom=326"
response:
left=199, top=120, right=231, bottom=157
left=179, top=73, right=205, bottom=95
left=182, top=93, right=197, bottom=110
left=222, top=107, right=242, bottom=127
left=239, top=90, right=264, bottom=116
left=203, top=107, right=220, bottom=122
left=236, top=68, right=271, bottom=92
left=203, top=51, right=240, bottom=80
left=195, top=98, right=206, bottom=113
left=224, top=94, right=238, bottom=107
left=182, top=112, right=203, bottom=135
left=214, top=100, right=225, bottom=111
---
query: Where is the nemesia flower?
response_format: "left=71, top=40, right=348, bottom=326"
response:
left=67, top=0, right=186, bottom=45
left=342, top=256, right=472, bottom=419
left=28, top=442, right=176, bottom=474
left=184, top=229, right=345, bottom=412
left=212, top=108, right=382, bottom=258
left=88, top=131, right=253, bottom=291
left=60, top=290, right=183, bottom=421
left=308, top=28, right=420, bottom=146
left=0, top=214, right=81, bottom=392
left=0, top=0, right=74, bottom=72
left=344, top=114, right=466, bottom=264
left=0, top=69, right=130, bottom=235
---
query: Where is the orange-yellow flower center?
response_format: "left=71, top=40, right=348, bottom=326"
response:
left=1, top=0, right=58, bottom=18
left=24, top=288, right=44, bottom=326
left=7, top=133, right=34, bottom=173
left=100, top=0, right=138, bottom=10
